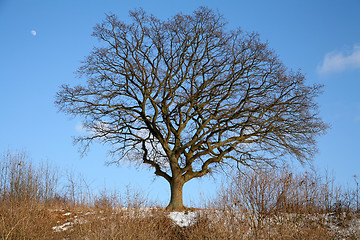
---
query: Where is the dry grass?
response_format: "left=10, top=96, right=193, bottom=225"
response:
left=0, top=151, right=359, bottom=239
left=2, top=202, right=357, bottom=240
left=0, top=200, right=57, bottom=240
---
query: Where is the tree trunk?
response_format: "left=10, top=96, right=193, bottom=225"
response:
left=166, top=177, right=185, bottom=211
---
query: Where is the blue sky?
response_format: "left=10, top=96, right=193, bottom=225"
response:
left=1, top=0, right=359, bottom=205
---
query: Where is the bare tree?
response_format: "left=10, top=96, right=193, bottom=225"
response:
left=55, top=7, right=328, bottom=210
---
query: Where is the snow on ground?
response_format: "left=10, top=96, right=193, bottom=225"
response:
left=168, top=211, right=198, bottom=227
left=50, top=209, right=89, bottom=232
left=50, top=207, right=200, bottom=232
left=50, top=207, right=360, bottom=237
left=52, top=222, right=73, bottom=232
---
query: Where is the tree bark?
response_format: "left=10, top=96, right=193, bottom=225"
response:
left=166, top=177, right=186, bottom=211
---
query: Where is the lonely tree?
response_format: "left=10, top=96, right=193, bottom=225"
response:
left=56, top=7, right=327, bottom=210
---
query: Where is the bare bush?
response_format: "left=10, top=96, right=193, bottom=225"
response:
left=208, top=164, right=360, bottom=238
left=0, top=151, right=58, bottom=205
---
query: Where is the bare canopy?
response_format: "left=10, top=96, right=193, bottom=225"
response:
left=55, top=7, right=328, bottom=211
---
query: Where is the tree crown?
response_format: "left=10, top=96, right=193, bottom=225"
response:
left=56, top=7, right=328, bottom=182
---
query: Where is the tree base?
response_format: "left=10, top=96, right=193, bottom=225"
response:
left=165, top=204, right=187, bottom=212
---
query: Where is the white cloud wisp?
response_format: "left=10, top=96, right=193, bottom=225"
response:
left=317, top=45, right=360, bottom=75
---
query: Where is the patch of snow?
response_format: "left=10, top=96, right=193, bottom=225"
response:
left=168, top=211, right=198, bottom=227
left=48, top=209, right=65, bottom=212
left=52, top=222, right=73, bottom=232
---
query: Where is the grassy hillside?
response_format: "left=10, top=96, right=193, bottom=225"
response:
left=1, top=151, right=359, bottom=239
